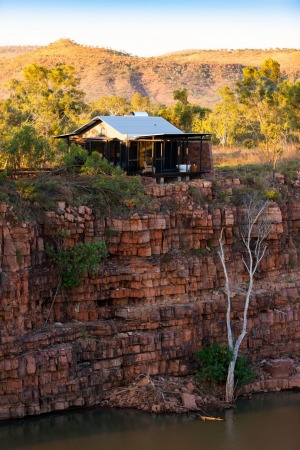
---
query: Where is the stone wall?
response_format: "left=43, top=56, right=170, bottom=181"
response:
left=188, top=141, right=213, bottom=173
left=1, top=179, right=300, bottom=419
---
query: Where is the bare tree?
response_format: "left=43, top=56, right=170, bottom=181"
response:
left=218, top=193, right=273, bottom=403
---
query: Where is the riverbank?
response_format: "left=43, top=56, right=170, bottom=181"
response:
left=99, top=357, right=300, bottom=416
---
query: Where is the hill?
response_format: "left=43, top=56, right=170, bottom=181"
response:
left=0, top=38, right=299, bottom=107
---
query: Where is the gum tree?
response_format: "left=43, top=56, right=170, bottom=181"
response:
left=0, top=64, right=87, bottom=169
left=218, top=193, right=273, bottom=403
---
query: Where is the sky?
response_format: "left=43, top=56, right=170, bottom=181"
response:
left=0, top=0, right=299, bottom=56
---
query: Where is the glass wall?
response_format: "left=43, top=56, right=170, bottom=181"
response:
left=138, top=142, right=153, bottom=170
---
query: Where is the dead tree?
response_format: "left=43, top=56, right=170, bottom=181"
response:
left=218, top=193, right=273, bottom=403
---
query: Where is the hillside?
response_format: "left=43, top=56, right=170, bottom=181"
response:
left=0, top=38, right=299, bottom=107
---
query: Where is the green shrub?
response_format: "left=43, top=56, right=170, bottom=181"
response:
left=196, top=343, right=256, bottom=387
left=81, top=151, right=122, bottom=176
left=234, top=356, right=257, bottom=387
left=242, top=139, right=256, bottom=149
left=196, top=343, right=233, bottom=385
left=60, top=144, right=88, bottom=172
left=46, top=239, right=108, bottom=289
left=15, top=179, right=37, bottom=200
left=189, top=185, right=204, bottom=205
left=0, top=170, right=7, bottom=184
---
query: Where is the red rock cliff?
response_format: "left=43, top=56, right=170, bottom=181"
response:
left=0, top=179, right=300, bottom=419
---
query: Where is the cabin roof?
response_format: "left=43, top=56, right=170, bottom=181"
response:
left=55, top=115, right=184, bottom=139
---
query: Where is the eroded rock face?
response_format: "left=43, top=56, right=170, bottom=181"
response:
left=264, top=359, right=294, bottom=378
left=0, top=179, right=300, bottom=420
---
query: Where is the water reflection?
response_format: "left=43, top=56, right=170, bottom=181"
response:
left=0, top=391, right=300, bottom=450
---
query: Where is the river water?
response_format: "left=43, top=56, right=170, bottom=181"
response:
left=1, top=391, right=300, bottom=450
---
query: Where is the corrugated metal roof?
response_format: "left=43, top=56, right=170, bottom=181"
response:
left=97, top=115, right=183, bottom=138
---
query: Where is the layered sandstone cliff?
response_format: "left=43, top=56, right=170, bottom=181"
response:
left=0, top=179, right=300, bottom=419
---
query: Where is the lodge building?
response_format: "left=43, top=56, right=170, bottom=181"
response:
left=55, top=112, right=213, bottom=181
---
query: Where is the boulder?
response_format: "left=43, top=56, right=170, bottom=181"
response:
left=264, top=359, right=294, bottom=378
left=181, top=393, right=197, bottom=410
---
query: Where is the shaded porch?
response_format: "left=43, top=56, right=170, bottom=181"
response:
left=78, top=133, right=212, bottom=178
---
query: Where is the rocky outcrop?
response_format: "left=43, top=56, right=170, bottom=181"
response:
left=243, top=358, right=300, bottom=395
left=0, top=179, right=300, bottom=420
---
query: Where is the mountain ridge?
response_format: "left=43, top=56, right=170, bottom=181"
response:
left=0, top=39, right=299, bottom=107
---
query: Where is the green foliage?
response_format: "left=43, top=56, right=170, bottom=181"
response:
left=234, top=356, right=257, bottom=387
left=90, top=171, right=150, bottom=213
left=196, top=343, right=233, bottom=385
left=46, top=239, right=108, bottom=289
left=1, top=125, right=51, bottom=171
left=60, top=144, right=88, bottom=172
left=232, top=187, right=264, bottom=206
left=15, top=179, right=37, bottom=200
left=289, top=260, right=296, bottom=269
left=277, top=159, right=300, bottom=181
left=201, top=86, right=243, bottom=147
left=0, top=165, right=152, bottom=219
left=234, top=59, right=296, bottom=169
left=89, top=95, right=131, bottom=116
left=196, top=343, right=256, bottom=387
left=81, top=151, right=123, bottom=176
left=0, top=63, right=87, bottom=170
left=131, top=92, right=150, bottom=112
left=173, top=88, right=189, bottom=106
left=0, top=170, right=7, bottom=184
left=188, top=185, right=205, bottom=205
left=173, top=89, right=209, bottom=132
left=243, top=139, right=256, bottom=149
left=190, top=246, right=210, bottom=257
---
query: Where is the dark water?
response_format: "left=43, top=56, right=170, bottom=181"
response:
left=1, top=391, right=300, bottom=450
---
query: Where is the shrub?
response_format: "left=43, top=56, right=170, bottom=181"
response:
left=46, top=239, right=108, bottom=289
left=265, top=190, right=280, bottom=201
left=234, top=356, right=257, bottom=387
left=81, top=151, right=122, bottom=176
left=15, top=179, right=37, bottom=200
left=242, top=139, right=256, bottom=149
left=196, top=343, right=232, bottom=385
left=60, top=144, right=88, bottom=172
left=196, top=343, right=256, bottom=387
left=189, top=185, right=204, bottom=205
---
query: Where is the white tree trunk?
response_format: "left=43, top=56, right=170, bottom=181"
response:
left=218, top=195, right=272, bottom=404
left=225, top=360, right=236, bottom=403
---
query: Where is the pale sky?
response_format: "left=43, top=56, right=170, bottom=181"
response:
left=0, top=0, right=299, bottom=56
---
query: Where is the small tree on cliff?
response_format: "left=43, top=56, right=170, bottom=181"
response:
left=218, top=193, right=273, bottom=403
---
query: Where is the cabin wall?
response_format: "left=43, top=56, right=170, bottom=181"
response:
left=81, top=123, right=125, bottom=140
left=188, top=140, right=213, bottom=173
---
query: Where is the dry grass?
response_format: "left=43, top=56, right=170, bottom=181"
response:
left=213, top=144, right=300, bottom=169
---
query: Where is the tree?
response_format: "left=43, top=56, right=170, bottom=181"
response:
left=5, top=64, right=87, bottom=137
left=218, top=193, right=273, bottom=403
left=201, top=87, right=243, bottom=147
left=89, top=95, right=131, bottom=116
left=0, top=63, right=87, bottom=169
left=2, top=125, right=51, bottom=170
left=173, top=88, right=189, bottom=106
left=204, top=59, right=300, bottom=158
left=45, top=237, right=108, bottom=325
left=168, top=89, right=209, bottom=132
left=130, top=92, right=150, bottom=112
left=235, top=59, right=287, bottom=169
left=278, top=80, right=300, bottom=146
